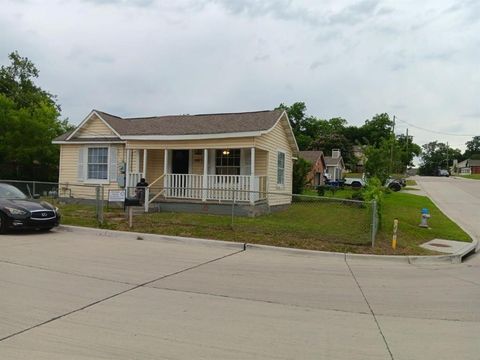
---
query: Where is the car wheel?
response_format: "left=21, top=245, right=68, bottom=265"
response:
left=389, top=182, right=401, bottom=192
left=351, top=181, right=362, bottom=189
left=0, top=213, right=7, bottom=234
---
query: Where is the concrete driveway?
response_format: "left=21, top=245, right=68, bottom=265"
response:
left=416, top=176, right=480, bottom=245
left=1, top=225, right=479, bottom=360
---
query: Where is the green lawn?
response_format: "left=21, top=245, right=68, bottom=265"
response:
left=376, top=192, right=471, bottom=255
left=406, top=179, right=417, bottom=186
left=57, top=191, right=471, bottom=255
left=303, top=188, right=360, bottom=199
left=459, top=174, right=480, bottom=180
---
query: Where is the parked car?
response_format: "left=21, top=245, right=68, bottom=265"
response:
left=323, top=173, right=345, bottom=188
left=438, top=169, right=450, bottom=177
left=0, top=183, right=60, bottom=233
left=385, top=178, right=402, bottom=192
left=343, top=174, right=366, bottom=189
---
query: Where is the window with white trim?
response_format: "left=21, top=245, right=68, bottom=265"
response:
left=215, top=149, right=240, bottom=175
left=87, top=147, right=108, bottom=180
left=277, top=151, right=285, bottom=185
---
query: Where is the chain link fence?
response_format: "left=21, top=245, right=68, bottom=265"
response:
left=0, top=180, right=108, bottom=225
left=1, top=180, right=379, bottom=249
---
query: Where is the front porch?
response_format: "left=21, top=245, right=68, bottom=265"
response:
left=124, top=147, right=268, bottom=210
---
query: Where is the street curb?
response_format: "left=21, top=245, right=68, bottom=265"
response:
left=58, top=225, right=477, bottom=264
left=58, top=225, right=245, bottom=251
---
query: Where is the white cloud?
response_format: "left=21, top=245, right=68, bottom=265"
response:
left=0, top=0, right=478, bottom=150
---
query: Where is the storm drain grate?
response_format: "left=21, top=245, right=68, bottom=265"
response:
left=429, top=243, right=451, bottom=248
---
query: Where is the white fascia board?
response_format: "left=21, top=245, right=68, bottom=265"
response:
left=66, top=110, right=122, bottom=140
left=121, top=131, right=265, bottom=140
left=279, top=111, right=299, bottom=153
left=52, top=141, right=126, bottom=145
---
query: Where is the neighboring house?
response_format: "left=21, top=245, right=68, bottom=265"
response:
left=324, top=149, right=345, bottom=181
left=456, top=158, right=480, bottom=175
left=53, top=109, right=298, bottom=212
left=299, top=151, right=326, bottom=187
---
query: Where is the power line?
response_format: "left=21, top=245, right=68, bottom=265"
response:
left=396, top=117, right=477, bottom=137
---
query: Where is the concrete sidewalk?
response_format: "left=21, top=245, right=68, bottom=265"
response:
left=1, top=228, right=479, bottom=359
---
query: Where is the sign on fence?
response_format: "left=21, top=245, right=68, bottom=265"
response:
left=108, top=190, right=126, bottom=203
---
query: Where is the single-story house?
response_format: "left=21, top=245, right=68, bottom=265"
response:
left=53, top=109, right=298, bottom=212
left=298, top=151, right=326, bottom=187
left=456, top=158, right=480, bottom=175
left=324, top=149, right=345, bottom=181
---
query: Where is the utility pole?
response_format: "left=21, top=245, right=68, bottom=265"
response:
left=389, top=115, right=396, bottom=175
left=405, top=128, right=409, bottom=174
left=446, top=141, right=449, bottom=170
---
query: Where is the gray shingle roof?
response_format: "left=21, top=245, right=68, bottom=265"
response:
left=299, top=151, right=324, bottom=163
left=96, top=109, right=283, bottom=136
left=324, top=156, right=343, bottom=166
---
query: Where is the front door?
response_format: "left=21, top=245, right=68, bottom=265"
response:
left=172, top=150, right=189, bottom=174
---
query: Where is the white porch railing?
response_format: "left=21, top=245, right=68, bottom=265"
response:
left=162, top=174, right=267, bottom=202
left=127, top=172, right=144, bottom=188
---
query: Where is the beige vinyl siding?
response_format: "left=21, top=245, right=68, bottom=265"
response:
left=254, top=115, right=293, bottom=206
left=126, top=137, right=255, bottom=150
left=58, top=143, right=125, bottom=199
left=75, top=114, right=117, bottom=138
left=145, top=149, right=164, bottom=185
left=191, top=150, right=204, bottom=175
left=254, top=149, right=268, bottom=176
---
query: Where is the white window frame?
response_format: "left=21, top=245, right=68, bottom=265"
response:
left=85, top=146, right=110, bottom=184
left=276, top=150, right=286, bottom=187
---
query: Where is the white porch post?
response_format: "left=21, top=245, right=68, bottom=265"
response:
left=143, top=149, right=147, bottom=179
left=143, top=149, right=149, bottom=212
left=163, top=149, right=168, bottom=193
left=135, top=150, right=140, bottom=172
left=250, top=147, right=255, bottom=204
left=125, top=149, right=131, bottom=190
left=202, top=149, right=208, bottom=201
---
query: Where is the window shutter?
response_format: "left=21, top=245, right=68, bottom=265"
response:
left=109, top=146, right=117, bottom=182
left=77, top=147, right=85, bottom=181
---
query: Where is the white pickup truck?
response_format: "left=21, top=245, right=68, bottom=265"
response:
left=343, top=175, right=366, bottom=188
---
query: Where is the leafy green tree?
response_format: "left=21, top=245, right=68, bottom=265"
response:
left=292, top=158, right=312, bottom=194
left=418, top=141, right=462, bottom=176
left=360, top=113, right=393, bottom=146
left=396, top=134, right=421, bottom=171
left=365, top=137, right=401, bottom=184
left=464, top=136, right=480, bottom=159
left=0, top=51, right=73, bottom=181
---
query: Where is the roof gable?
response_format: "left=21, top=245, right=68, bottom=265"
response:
left=54, top=109, right=298, bottom=153
left=96, top=109, right=284, bottom=137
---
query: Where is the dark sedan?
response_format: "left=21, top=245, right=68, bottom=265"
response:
left=0, top=183, right=60, bottom=233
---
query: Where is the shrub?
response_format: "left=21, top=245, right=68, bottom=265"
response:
left=316, top=185, right=327, bottom=196
left=293, top=158, right=312, bottom=194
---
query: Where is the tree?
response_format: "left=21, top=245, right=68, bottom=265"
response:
left=396, top=134, right=421, bottom=171
left=364, top=139, right=399, bottom=184
left=418, top=141, right=462, bottom=176
left=292, top=158, right=312, bottom=194
left=0, top=51, right=73, bottom=181
left=464, top=136, right=480, bottom=159
left=360, top=113, right=393, bottom=146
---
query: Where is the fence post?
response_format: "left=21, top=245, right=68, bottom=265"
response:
left=144, top=187, right=150, bottom=213
left=95, top=185, right=104, bottom=224
left=32, top=181, right=36, bottom=196
left=371, top=199, right=377, bottom=247
left=231, top=187, right=236, bottom=229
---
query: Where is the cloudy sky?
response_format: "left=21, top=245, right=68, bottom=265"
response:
left=1, top=0, right=479, bottom=150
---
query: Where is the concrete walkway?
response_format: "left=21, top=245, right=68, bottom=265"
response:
left=1, top=227, right=479, bottom=359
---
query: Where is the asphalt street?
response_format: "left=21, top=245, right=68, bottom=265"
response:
left=0, top=176, right=479, bottom=359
